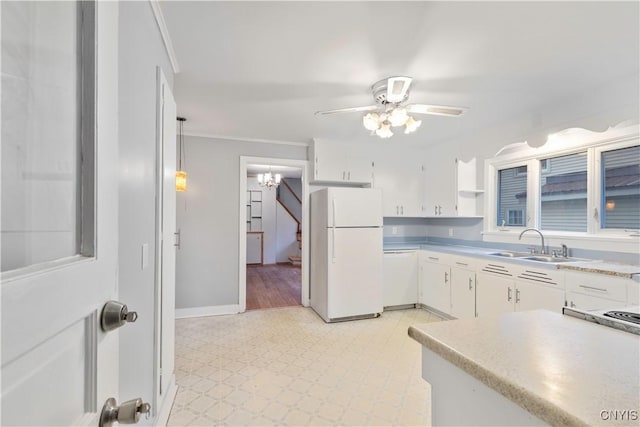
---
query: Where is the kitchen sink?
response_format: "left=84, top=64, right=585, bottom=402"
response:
left=489, top=251, right=531, bottom=258
left=523, top=255, right=574, bottom=263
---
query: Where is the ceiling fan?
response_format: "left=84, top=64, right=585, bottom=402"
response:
left=315, top=76, right=467, bottom=138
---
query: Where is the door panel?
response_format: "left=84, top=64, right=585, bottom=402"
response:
left=159, top=70, right=177, bottom=398
left=516, top=281, right=565, bottom=313
left=450, top=267, right=475, bottom=319
left=475, top=273, right=514, bottom=317
left=326, top=188, right=383, bottom=227
left=421, top=261, right=451, bottom=314
left=328, top=227, right=383, bottom=319
left=1, top=2, right=120, bottom=425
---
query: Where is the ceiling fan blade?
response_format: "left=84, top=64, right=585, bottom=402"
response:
left=406, top=104, right=468, bottom=117
left=315, top=105, right=378, bottom=115
left=386, top=76, right=412, bottom=103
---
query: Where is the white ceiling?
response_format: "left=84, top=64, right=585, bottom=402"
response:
left=160, top=1, right=639, bottom=146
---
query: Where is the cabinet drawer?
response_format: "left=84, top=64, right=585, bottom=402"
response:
left=420, top=250, right=452, bottom=265
left=565, top=271, right=628, bottom=303
left=450, top=256, right=477, bottom=271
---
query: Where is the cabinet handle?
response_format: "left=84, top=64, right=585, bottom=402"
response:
left=401, top=206, right=404, bottom=215
left=428, top=256, right=439, bottom=261
left=444, top=272, right=448, bottom=283
left=434, top=205, right=438, bottom=215
left=570, top=301, right=576, bottom=308
left=507, top=287, right=512, bottom=302
left=342, top=171, right=346, bottom=180
left=468, top=278, right=473, bottom=290
left=348, top=171, right=351, bottom=180
left=438, top=205, right=442, bottom=215
left=396, top=206, right=399, bottom=215
left=578, top=284, right=607, bottom=292
left=456, top=261, right=468, bottom=266
left=515, top=288, right=521, bottom=303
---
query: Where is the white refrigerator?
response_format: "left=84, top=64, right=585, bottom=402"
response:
left=310, top=187, right=383, bottom=322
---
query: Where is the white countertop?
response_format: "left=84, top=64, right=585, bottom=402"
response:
left=384, top=241, right=640, bottom=278
left=409, top=310, right=640, bottom=426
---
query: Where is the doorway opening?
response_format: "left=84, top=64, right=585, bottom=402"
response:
left=239, top=157, right=309, bottom=312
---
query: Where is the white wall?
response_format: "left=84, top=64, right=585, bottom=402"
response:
left=175, top=136, right=307, bottom=309
left=117, top=2, right=174, bottom=423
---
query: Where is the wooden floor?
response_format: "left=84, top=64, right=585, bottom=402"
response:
left=246, top=263, right=301, bottom=310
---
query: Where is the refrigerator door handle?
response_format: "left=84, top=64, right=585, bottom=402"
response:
left=332, top=198, right=336, bottom=263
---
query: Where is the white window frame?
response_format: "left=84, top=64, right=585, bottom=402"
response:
left=484, top=125, right=639, bottom=253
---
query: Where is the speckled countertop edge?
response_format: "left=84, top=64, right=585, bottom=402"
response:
left=408, top=325, right=587, bottom=427
left=557, top=263, right=639, bottom=278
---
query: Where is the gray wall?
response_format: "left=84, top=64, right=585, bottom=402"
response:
left=175, top=136, right=307, bottom=309
left=118, top=2, right=174, bottom=422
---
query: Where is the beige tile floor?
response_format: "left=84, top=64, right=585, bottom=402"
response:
left=168, top=307, right=441, bottom=426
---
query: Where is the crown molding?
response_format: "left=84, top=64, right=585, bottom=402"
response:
left=149, top=0, right=180, bottom=74
left=185, top=132, right=311, bottom=147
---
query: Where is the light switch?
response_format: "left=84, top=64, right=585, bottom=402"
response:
left=141, top=243, right=149, bottom=269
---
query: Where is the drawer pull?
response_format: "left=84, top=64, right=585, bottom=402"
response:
left=456, top=262, right=468, bottom=266
left=428, top=256, right=439, bottom=261
left=579, top=284, right=607, bottom=292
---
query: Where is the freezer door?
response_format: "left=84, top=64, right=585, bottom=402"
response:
left=327, top=227, right=383, bottom=319
left=327, top=187, right=383, bottom=227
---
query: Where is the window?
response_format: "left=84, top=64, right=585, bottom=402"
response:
left=497, top=166, right=527, bottom=227
left=507, top=209, right=524, bottom=226
left=601, top=145, right=640, bottom=230
left=486, top=126, right=639, bottom=247
left=539, top=152, right=588, bottom=232
left=1, top=1, right=95, bottom=272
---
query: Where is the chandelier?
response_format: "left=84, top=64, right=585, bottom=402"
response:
left=257, top=167, right=281, bottom=189
left=362, top=107, right=421, bottom=139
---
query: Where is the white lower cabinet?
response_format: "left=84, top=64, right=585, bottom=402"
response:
left=564, top=270, right=629, bottom=310
left=419, top=252, right=452, bottom=314
left=450, top=266, right=476, bottom=319
left=383, top=251, right=418, bottom=307
left=476, top=272, right=565, bottom=317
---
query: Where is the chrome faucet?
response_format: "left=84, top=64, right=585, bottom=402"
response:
left=519, top=228, right=546, bottom=255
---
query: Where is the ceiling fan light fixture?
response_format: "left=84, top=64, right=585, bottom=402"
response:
left=388, top=107, right=409, bottom=127
left=376, top=121, right=393, bottom=139
left=404, top=116, right=422, bottom=134
left=363, top=113, right=380, bottom=131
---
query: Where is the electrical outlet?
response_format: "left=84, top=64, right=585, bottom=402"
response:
left=448, top=228, right=454, bottom=237
left=392, top=226, right=398, bottom=235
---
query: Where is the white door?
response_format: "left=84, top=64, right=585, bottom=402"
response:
left=328, top=227, right=383, bottom=319
left=515, top=281, right=565, bottom=313
left=1, top=2, right=122, bottom=425
left=450, top=267, right=476, bottom=319
left=157, top=69, right=176, bottom=401
left=421, top=261, right=451, bottom=314
left=326, top=188, right=383, bottom=227
left=475, top=273, right=515, bottom=317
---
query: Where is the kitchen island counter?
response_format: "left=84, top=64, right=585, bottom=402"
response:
left=409, top=310, right=640, bottom=426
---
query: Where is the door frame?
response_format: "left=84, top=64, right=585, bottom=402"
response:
left=239, top=157, right=309, bottom=311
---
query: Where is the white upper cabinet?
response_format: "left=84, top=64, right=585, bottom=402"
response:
left=372, top=148, right=424, bottom=217
left=424, top=156, right=483, bottom=217
left=310, top=139, right=373, bottom=185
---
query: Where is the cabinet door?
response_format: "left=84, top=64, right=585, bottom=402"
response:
left=373, top=151, right=423, bottom=217
left=475, top=273, right=514, bottom=317
left=420, top=261, right=451, bottom=314
left=383, top=251, right=418, bottom=306
left=450, top=267, right=476, bottom=319
left=515, top=281, right=565, bottom=313
left=246, top=233, right=263, bottom=264
left=423, top=155, right=455, bottom=216
left=312, top=139, right=372, bottom=184
left=566, top=291, right=627, bottom=311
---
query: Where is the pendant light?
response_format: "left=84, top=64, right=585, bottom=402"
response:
left=176, top=117, right=187, bottom=192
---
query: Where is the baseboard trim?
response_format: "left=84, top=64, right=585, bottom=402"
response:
left=154, top=375, right=177, bottom=427
left=175, top=304, right=242, bottom=319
